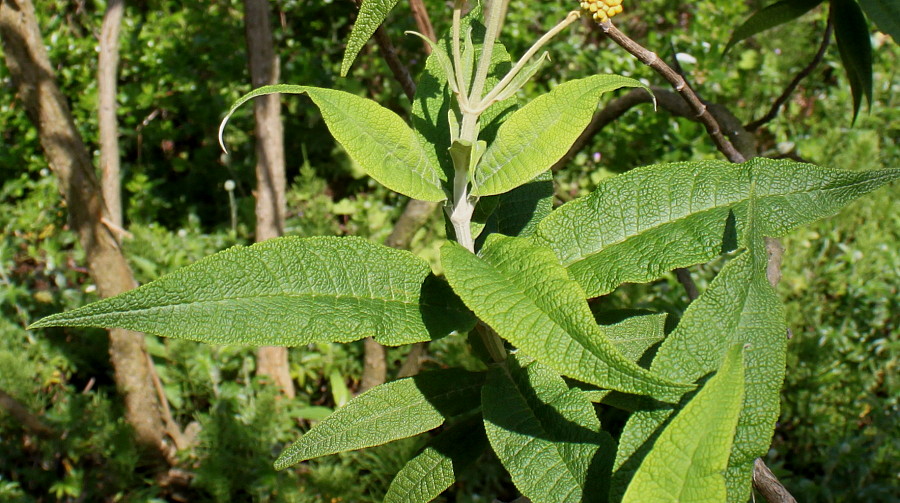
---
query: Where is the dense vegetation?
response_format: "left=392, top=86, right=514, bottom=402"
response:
left=1, top=0, right=897, bottom=501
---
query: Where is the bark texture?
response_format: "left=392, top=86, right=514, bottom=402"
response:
left=0, top=0, right=169, bottom=463
left=98, top=0, right=124, bottom=227
left=244, top=0, right=294, bottom=398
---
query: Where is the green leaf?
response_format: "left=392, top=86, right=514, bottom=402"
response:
left=31, top=236, right=475, bottom=346
left=832, top=0, right=874, bottom=122
left=482, top=354, right=615, bottom=503
left=220, top=84, right=447, bottom=202
left=341, top=0, right=400, bottom=76
left=724, top=0, right=824, bottom=54
left=621, top=344, right=746, bottom=503
left=613, top=244, right=784, bottom=501
left=275, top=368, right=485, bottom=469
left=384, top=415, right=487, bottom=503
left=441, top=235, right=694, bottom=403
left=472, top=75, right=648, bottom=197
left=534, top=159, right=900, bottom=298
left=474, top=171, right=554, bottom=249
left=858, top=0, right=900, bottom=40
left=606, top=313, right=667, bottom=362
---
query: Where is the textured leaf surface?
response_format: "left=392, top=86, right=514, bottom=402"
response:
left=341, top=0, right=399, bottom=76
left=275, top=369, right=485, bottom=469
left=724, top=0, right=824, bottom=54
left=858, top=0, right=900, bottom=40
left=472, top=75, right=647, bottom=197
left=613, top=213, right=785, bottom=502
left=384, top=415, right=487, bottom=503
left=621, top=345, right=746, bottom=503
left=31, top=236, right=475, bottom=346
left=441, top=235, right=694, bottom=403
left=606, top=313, right=667, bottom=362
left=833, top=0, right=874, bottom=122
left=220, top=85, right=446, bottom=201
left=534, top=159, right=900, bottom=297
left=482, top=355, right=614, bottom=503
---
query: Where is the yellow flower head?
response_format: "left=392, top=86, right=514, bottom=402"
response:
left=580, top=0, right=624, bottom=23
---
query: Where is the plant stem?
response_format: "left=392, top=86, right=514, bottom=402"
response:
left=476, top=10, right=581, bottom=112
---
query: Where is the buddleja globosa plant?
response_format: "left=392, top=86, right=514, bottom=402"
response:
left=31, top=1, right=898, bottom=501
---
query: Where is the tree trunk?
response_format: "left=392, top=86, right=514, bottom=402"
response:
left=98, top=0, right=124, bottom=227
left=0, top=0, right=171, bottom=465
left=244, top=0, right=294, bottom=398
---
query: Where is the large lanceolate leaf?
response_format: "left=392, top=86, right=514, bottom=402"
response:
left=341, top=0, right=399, bottom=76
left=384, top=415, right=487, bottom=503
left=724, top=0, right=824, bottom=54
left=832, top=0, right=874, bottom=122
left=31, top=236, right=475, bottom=346
left=613, top=209, right=785, bottom=502
left=471, top=75, right=648, bottom=197
left=441, top=235, right=694, bottom=403
left=482, top=355, right=614, bottom=503
left=621, top=345, right=746, bottom=503
left=275, top=368, right=485, bottom=469
left=534, top=159, right=900, bottom=298
left=219, top=85, right=447, bottom=202
left=858, top=0, right=900, bottom=40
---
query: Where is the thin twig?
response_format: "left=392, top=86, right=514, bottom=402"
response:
left=0, top=388, right=55, bottom=438
left=745, top=21, right=832, bottom=132
left=408, top=0, right=436, bottom=49
left=754, top=459, right=798, bottom=503
left=599, top=21, right=746, bottom=163
left=352, top=0, right=417, bottom=100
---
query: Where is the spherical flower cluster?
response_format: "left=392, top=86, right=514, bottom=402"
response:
left=580, top=0, right=623, bottom=22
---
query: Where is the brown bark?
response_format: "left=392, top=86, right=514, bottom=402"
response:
left=98, top=0, right=123, bottom=227
left=0, top=0, right=171, bottom=464
left=358, top=337, right=387, bottom=394
left=244, top=0, right=295, bottom=398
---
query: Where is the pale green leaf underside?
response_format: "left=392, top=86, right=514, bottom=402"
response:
left=31, top=236, right=474, bottom=346
left=472, top=74, right=648, bottom=197
left=441, top=235, right=694, bottom=403
left=220, top=84, right=446, bottom=201
left=276, top=368, right=485, bottom=469
left=483, top=355, right=613, bottom=503
left=384, top=415, right=486, bottom=503
left=341, top=0, right=400, bottom=76
left=622, top=345, right=746, bottom=503
left=534, top=159, right=900, bottom=298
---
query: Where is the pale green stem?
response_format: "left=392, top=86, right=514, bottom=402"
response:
left=464, top=0, right=504, bottom=114
left=475, top=10, right=582, bottom=113
left=451, top=3, right=468, bottom=106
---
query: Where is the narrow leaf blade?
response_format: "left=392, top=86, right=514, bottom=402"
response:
left=472, top=75, right=648, bottom=197
left=858, top=0, right=900, bottom=40
left=621, top=345, right=746, bottom=503
left=341, top=0, right=400, bottom=76
left=275, top=368, right=485, bottom=469
left=441, top=235, right=694, bottom=403
left=482, top=355, right=614, bottom=503
left=832, top=0, right=874, bottom=122
left=31, top=236, right=475, bottom=346
left=724, top=0, right=824, bottom=54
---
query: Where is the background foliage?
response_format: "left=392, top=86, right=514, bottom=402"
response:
left=1, top=0, right=896, bottom=501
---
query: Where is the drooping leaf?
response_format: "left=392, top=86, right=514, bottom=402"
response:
left=832, top=0, right=874, bottom=122
left=472, top=75, right=648, bottom=197
left=441, top=235, right=694, bottom=403
left=724, top=0, right=824, bottom=54
left=621, top=344, right=746, bottom=503
left=613, top=216, right=784, bottom=502
left=482, top=355, right=614, bottom=503
left=858, top=0, right=900, bottom=40
left=384, top=414, right=487, bottom=503
left=220, top=84, right=447, bottom=202
left=533, top=159, right=900, bottom=298
left=275, top=368, right=485, bottom=469
left=31, top=236, right=475, bottom=346
left=341, top=0, right=400, bottom=76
